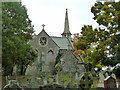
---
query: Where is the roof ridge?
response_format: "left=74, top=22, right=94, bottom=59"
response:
left=51, top=36, right=67, bottom=38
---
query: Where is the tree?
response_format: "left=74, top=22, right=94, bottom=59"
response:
left=73, top=26, right=107, bottom=67
left=73, top=1, right=120, bottom=68
left=91, top=1, right=120, bottom=66
left=2, top=2, right=38, bottom=76
left=2, top=2, right=34, bottom=42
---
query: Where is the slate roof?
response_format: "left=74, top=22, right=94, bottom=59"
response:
left=51, top=36, right=73, bottom=50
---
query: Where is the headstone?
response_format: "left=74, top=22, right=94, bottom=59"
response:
left=74, top=83, right=78, bottom=88
left=28, top=76, right=39, bottom=88
left=79, top=72, right=93, bottom=89
left=69, top=72, right=73, bottom=87
left=5, top=76, right=8, bottom=84
left=67, top=83, right=73, bottom=88
left=91, top=68, right=96, bottom=77
left=43, top=77, right=47, bottom=85
left=8, top=75, right=11, bottom=80
left=104, top=76, right=117, bottom=88
left=29, top=76, right=37, bottom=83
left=111, top=73, right=116, bottom=80
left=61, top=80, right=66, bottom=87
left=13, top=65, right=17, bottom=76
left=3, top=80, right=22, bottom=89
left=75, top=72, right=78, bottom=80
left=56, top=74, right=59, bottom=84
left=99, top=72, right=105, bottom=83
left=19, top=80, right=23, bottom=87
left=105, top=72, right=108, bottom=78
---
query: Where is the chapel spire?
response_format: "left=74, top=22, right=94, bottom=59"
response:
left=61, top=8, right=72, bottom=39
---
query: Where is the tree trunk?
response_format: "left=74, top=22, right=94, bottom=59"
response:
left=10, top=67, right=13, bottom=76
left=20, top=64, right=24, bottom=75
left=23, top=67, right=27, bottom=75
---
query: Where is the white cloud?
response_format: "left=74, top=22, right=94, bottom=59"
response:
left=22, top=0, right=98, bottom=37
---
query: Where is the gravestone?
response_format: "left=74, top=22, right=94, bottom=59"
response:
left=74, top=83, right=78, bottom=88
left=61, top=80, right=66, bottom=87
left=75, top=72, right=78, bottom=80
left=3, top=80, right=22, bottom=89
left=105, top=72, right=108, bottom=78
left=42, top=84, right=64, bottom=89
left=104, top=76, right=117, bottom=88
left=91, top=68, right=96, bottom=77
left=111, top=73, right=116, bottom=80
left=5, top=76, right=8, bottom=84
left=56, top=74, right=59, bottom=84
left=68, top=72, right=73, bottom=88
left=43, top=77, right=48, bottom=85
left=99, top=72, right=105, bottom=83
left=67, top=83, right=73, bottom=88
left=79, top=72, right=93, bottom=89
left=28, top=76, right=39, bottom=88
left=47, top=78, right=50, bottom=84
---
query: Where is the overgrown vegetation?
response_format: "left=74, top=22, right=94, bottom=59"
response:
left=73, top=1, right=120, bottom=70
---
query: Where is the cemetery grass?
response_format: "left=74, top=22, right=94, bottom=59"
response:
left=2, top=74, right=99, bottom=88
left=2, top=76, right=31, bottom=88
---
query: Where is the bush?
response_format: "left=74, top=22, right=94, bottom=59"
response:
left=113, top=65, right=120, bottom=77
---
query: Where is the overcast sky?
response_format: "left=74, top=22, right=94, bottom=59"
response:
left=21, top=0, right=100, bottom=37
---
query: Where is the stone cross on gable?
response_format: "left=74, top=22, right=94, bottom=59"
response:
left=42, top=24, right=45, bottom=30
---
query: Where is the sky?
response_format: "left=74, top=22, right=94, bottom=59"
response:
left=21, top=0, right=100, bottom=37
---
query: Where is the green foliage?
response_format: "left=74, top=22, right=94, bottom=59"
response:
left=53, top=52, right=63, bottom=74
left=2, top=2, right=38, bottom=76
left=2, top=2, right=34, bottom=41
left=74, top=25, right=107, bottom=66
left=91, top=1, right=120, bottom=66
left=113, top=65, right=120, bottom=77
left=74, top=1, right=120, bottom=67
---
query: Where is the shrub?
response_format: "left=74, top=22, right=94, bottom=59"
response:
left=113, top=65, right=120, bottom=77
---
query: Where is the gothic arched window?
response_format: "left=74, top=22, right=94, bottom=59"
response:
left=48, top=50, right=54, bottom=54
left=48, top=49, right=54, bottom=60
left=35, top=49, right=38, bottom=52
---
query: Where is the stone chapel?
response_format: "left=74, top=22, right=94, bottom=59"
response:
left=25, top=9, right=85, bottom=75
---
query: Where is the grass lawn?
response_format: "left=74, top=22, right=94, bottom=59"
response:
left=2, top=73, right=99, bottom=88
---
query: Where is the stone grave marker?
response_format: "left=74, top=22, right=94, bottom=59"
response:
left=3, top=80, right=22, bottom=89
left=79, top=72, right=93, bottom=89
left=56, top=74, right=59, bottom=84
left=111, top=73, right=116, bottom=80
left=68, top=72, right=73, bottom=87
left=47, top=79, right=50, bottom=84
left=44, top=77, right=49, bottom=85
left=19, top=80, right=23, bottom=88
left=75, top=72, right=78, bottom=80
left=91, top=68, right=96, bottom=77
left=5, top=76, right=8, bottom=84
left=104, top=76, right=117, bottom=88
left=67, top=83, right=73, bottom=88
left=74, top=83, right=78, bottom=88
left=28, top=76, right=39, bottom=88
left=105, top=72, right=108, bottom=78
left=61, top=80, right=66, bottom=87
left=99, top=72, right=105, bottom=83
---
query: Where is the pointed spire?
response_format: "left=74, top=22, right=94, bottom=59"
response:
left=62, top=8, right=72, bottom=38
